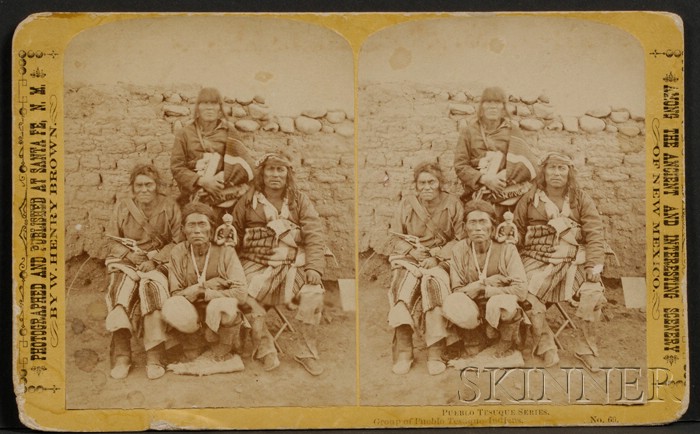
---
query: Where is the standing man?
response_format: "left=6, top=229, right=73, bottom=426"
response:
left=453, top=87, right=537, bottom=214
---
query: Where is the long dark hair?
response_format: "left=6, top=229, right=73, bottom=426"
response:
left=413, top=161, right=446, bottom=190
left=129, top=163, right=163, bottom=194
left=194, top=87, right=228, bottom=125
left=253, top=151, right=297, bottom=198
left=477, top=86, right=509, bottom=124
left=533, top=159, right=580, bottom=195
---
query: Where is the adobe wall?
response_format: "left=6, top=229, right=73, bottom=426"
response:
left=64, top=83, right=355, bottom=279
left=358, top=82, right=646, bottom=278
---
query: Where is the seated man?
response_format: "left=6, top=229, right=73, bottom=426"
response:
left=161, top=202, right=247, bottom=365
left=104, top=163, right=182, bottom=380
left=232, top=150, right=326, bottom=376
left=445, top=199, right=528, bottom=358
left=387, top=161, right=464, bottom=376
left=513, top=152, right=607, bottom=371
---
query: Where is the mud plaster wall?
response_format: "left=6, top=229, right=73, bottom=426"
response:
left=64, top=83, right=355, bottom=280
left=359, top=82, right=646, bottom=278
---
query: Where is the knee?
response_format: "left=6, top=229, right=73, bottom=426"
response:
left=486, top=294, right=518, bottom=318
left=494, top=305, right=518, bottom=323
left=579, top=281, right=604, bottom=297
left=454, top=311, right=480, bottom=330
left=206, top=297, right=240, bottom=326
left=578, top=282, right=606, bottom=310
left=388, top=303, right=413, bottom=328
left=105, top=305, right=131, bottom=332
left=442, top=292, right=480, bottom=330
left=162, top=296, right=199, bottom=333
left=526, top=294, right=547, bottom=314
left=244, top=297, right=266, bottom=317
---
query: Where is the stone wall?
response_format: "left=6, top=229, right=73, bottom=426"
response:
left=358, top=82, right=646, bottom=278
left=64, top=83, right=355, bottom=280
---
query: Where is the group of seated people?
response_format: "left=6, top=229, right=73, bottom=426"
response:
left=388, top=87, right=608, bottom=376
left=101, top=84, right=608, bottom=382
left=104, top=87, right=326, bottom=380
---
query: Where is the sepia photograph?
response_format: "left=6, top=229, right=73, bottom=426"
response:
left=358, top=16, right=648, bottom=405
left=61, top=15, right=356, bottom=409
left=11, top=11, right=686, bottom=430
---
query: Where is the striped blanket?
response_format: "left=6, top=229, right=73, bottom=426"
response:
left=521, top=223, right=586, bottom=303
left=388, top=256, right=451, bottom=329
left=240, top=223, right=305, bottom=306
left=105, top=262, right=170, bottom=331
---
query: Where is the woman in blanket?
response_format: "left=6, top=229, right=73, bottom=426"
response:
left=170, top=87, right=255, bottom=212
left=104, top=164, right=182, bottom=380
left=513, top=152, right=608, bottom=371
left=453, top=86, right=538, bottom=215
left=387, top=161, right=464, bottom=376
left=232, top=150, right=326, bottom=376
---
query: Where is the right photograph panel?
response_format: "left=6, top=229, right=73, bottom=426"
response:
left=358, top=16, right=647, bottom=406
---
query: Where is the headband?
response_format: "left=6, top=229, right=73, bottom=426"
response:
left=539, top=152, right=574, bottom=166
left=255, top=153, right=292, bottom=168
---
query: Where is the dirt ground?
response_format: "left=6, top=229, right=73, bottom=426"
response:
left=65, top=251, right=646, bottom=409
left=65, top=255, right=356, bottom=409
left=358, top=253, right=647, bottom=406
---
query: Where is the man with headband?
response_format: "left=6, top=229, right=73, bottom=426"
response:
left=453, top=87, right=538, bottom=214
left=513, top=152, right=607, bottom=371
left=232, top=150, right=327, bottom=375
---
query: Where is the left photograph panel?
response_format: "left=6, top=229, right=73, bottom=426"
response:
left=23, top=15, right=356, bottom=410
